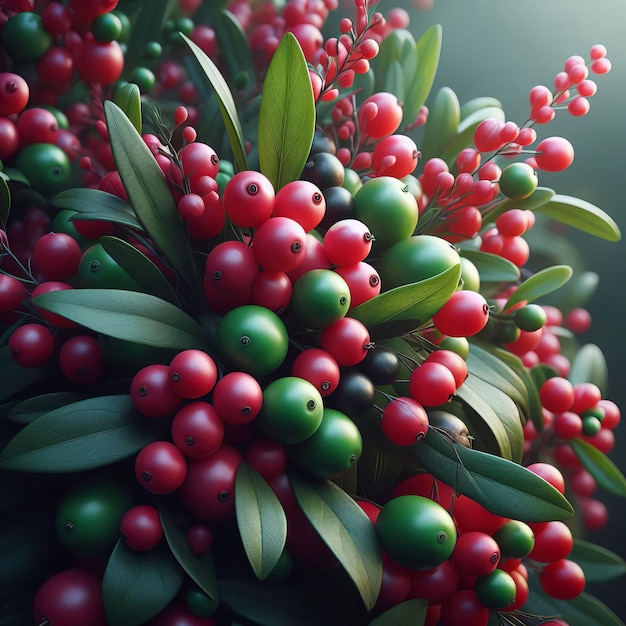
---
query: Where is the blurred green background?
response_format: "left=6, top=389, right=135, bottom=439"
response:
left=400, top=0, right=626, bottom=617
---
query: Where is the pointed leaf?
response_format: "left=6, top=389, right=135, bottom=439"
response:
left=182, top=33, right=248, bottom=172
left=536, top=193, right=621, bottom=241
left=410, top=430, right=574, bottom=521
left=52, top=187, right=142, bottom=230
left=351, top=264, right=460, bottom=339
left=100, top=236, right=179, bottom=305
left=422, top=86, right=460, bottom=159
left=235, top=462, right=287, bottom=580
left=368, top=599, right=428, bottom=626
left=570, top=539, right=626, bottom=582
left=402, top=24, right=441, bottom=129
left=258, top=33, right=315, bottom=190
left=104, top=101, right=200, bottom=291
left=214, top=10, right=255, bottom=95
left=0, top=395, right=163, bottom=472
left=570, top=438, right=626, bottom=497
left=460, top=96, right=503, bottom=119
left=159, top=505, right=218, bottom=599
left=384, top=60, right=405, bottom=101
left=33, top=288, right=210, bottom=350
left=568, top=343, right=607, bottom=392
left=102, top=539, right=184, bottom=626
left=113, top=82, right=142, bottom=134
left=8, top=391, right=92, bottom=423
left=504, top=265, right=573, bottom=310
left=289, top=472, right=382, bottom=610
left=460, top=249, right=520, bottom=284
left=218, top=578, right=339, bottom=626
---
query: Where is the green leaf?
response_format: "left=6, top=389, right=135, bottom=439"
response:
left=368, top=599, right=428, bottom=626
left=526, top=573, right=625, bottom=626
left=33, top=288, right=210, bottom=350
left=104, top=101, right=201, bottom=292
left=402, top=24, right=442, bottom=129
left=570, top=438, right=626, bottom=497
left=159, top=505, right=218, bottom=599
left=460, top=249, right=520, bottom=283
left=214, top=10, right=255, bottom=95
left=570, top=539, right=626, bottom=582
left=7, top=391, right=91, bottom=423
left=289, top=472, right=383, bottom=610
left=460, top=96, right=503, bottom=119
left=182, top=33, right=248, bottom=172
left=421, top=86, right=460, bottom=159
left=568, top=343, right=607, bottom=392
left=0, top=345, right=54, bottom=402
left=52, top=187, right=142, bottom=230
left=504, top=264, right=573, bottom=310
left=113, top=82, right=142, bottom=134
left=235, top=462, right=287, bottom=581
left=384, top=60, right=405, bottom=102
left=0, top=175, right=10, bottom=225
left=258, top=33, right=315, bottom=190
left=100, top=235, right=179, bottom=305
left=350, top=264, right=461, bottom=340
left=102, top=539, right=184, bottom=626
left=0, top=395, right=162, bottom=472
left=536, top=193, right=621, bottom=241
left=218, top=578, right=340, bottom=626
left=410, top=430, right=574, bottom=521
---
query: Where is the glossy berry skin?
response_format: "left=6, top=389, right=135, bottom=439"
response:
left=0, top=273, right=27, bottom=313
left=168, top=349, right=218, bottom=399
left=474, top=568, right=517, bottom=610
left=223, top=170, right=275, bottom=228
left=381, top=397, right=429, bottom=446
left=451, top=531, right=501, bottom=577
left=290, top=348, right=340, bottom=397
left=9, top=323, right=56, bottom=368
left=252, top=216, right=307, bottom=273
left=58, top=334, right=106, bottom=384
left=272, top=179, right=326, bottom=232
left=32, top=232, right=82, bottom=280
left=120, top=505, right=164, bottom=551
left=0, top=72, right=29, bottom=116
left=212, top=371, right=263, bottom=425
left=409, top=361, right=457, bottom=407
left=432, top=290, right=490, bottom=337
left=131, top=364, right=184, bottom=418
left=319, top=316, right=370, bottom=367
left=539, top=558, right=586, bottom=600
left=171, top=402, right=225, bottom=458
left=135, top=441, right=188, bottom=495
left=33, top=569, right=107, bottom=626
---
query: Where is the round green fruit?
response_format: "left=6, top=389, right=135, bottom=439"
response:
left=378, top=234, right=461, bottom=290
left=288, top=408, right=362, bottom=479
left=15, top=143, right=72, bottom=196
left=474, top=568, right=517, bottom=609
left=353, top=176, right=419, bottom=250
left=55, top=478, right=133, bottom=556
left=2, top=12, right=52, bottom=62
left=257, top=376, right=324, bottom=444
left=492, top=520, right=535, bottom=559
left=291, top=269, right=351, bottom=330
left=498, top=162, right=538, bottom=199
left=376, top=495, right=457, bottom=570
left=75, top=242, right=144, bottom=291
left=216, top=305, right=289, bottom=377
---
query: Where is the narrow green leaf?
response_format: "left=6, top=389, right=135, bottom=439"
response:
left=33, top=288, right=210, bottom=351
left=258, top=33, right=315, bottom=190
left=235, top=462, right=287, bottom=581
left=460, top=249, right=520, bottom=284
left=104, top=101, right=201, bottom=292
left=410, top=430, right=574, bottom=521
left=8, top=391, right=91, bottom=423
left=52, top=187, right=142, bottom=230
left=182, top=33, right=248, bottom=172
left=536, top=193, right=621, bottom=241
left=289, top=472, right=382, bottom=610
left=568, top=343, right=607, bottom=392
left=100, top=235, right=179, bottom=305
left=114, top=82, right=142, bottom=134
left=102, top=539, right=184, bottom=626
left=351, top=264, right=460, bottom=339
left=214, top=10, right=255, bottom=94
left=570, top=539, right=626, bottom=582
left=218, top=578, right=339, bottom=626
left=526, top=573, right=626, bottom=626
left=460, top=96, right=503, bottom=119
left=0, top=175, right=10, bottom=225
left=384, top=60, right=405, bottom=102
left=421, top=86, right=460, bottom=159
left=504, top=265, right=573, bottom=310
left=0, top=395, right=162, bottom=472
left=368, top=598, right=428, bottom=626
left=570, top=438, right=626, bottom=497
left=159, top=505, right=218, bottom=599
left=402, top=24, right=442, bottom=129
